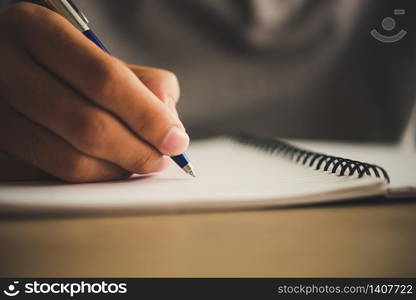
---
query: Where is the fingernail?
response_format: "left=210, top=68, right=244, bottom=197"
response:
left=161, top=126, right=189, bottom=155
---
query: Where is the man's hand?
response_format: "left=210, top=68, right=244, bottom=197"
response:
left=0, top=2, right=188, bottom=182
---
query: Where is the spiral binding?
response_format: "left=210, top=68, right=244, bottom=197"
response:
left=231, top=133, right=390, bottom=183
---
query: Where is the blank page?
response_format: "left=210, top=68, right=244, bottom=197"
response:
left=0, top=138, right=386, bottom=215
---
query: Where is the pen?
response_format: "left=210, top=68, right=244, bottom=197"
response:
left=42, top=0, right=196, bottom=177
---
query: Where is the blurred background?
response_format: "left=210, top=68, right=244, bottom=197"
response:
left=2, top=0, right=415, bottom=142
left=73, top=0, right=416, bottom=142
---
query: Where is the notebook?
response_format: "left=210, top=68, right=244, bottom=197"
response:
left=0, top=134, right=414, bottom=215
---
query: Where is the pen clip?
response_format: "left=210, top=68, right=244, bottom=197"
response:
left=42, top=0, right=90, bottom=32
left=66, top=0, right=89, bottom=24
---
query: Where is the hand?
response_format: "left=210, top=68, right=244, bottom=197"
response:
left=0, top=2, right=188, bottom=182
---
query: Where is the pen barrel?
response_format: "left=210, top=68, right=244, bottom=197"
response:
left=43, top=0, right=89, bottom=32
left=83, top=30, right=110, bottom=54
left=171, top=154, right=190, bottom=168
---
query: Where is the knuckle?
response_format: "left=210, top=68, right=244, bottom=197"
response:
left=161, top=70, right=179, bottom=86
left=131, top=149, right=161, bottom=174
left=0, top=68, right=8, bottom=96
left=1, top=4, right=33, bottom=36
left=90, top=59, right=124, bottom=102
left=76, top=110, right=110, bottom=152
left=60, top=154, right=129, bottom=183
left=4, top=3, right=52, bottom=40
left=143, top=68, right=180, bottom=102
left=60, top=155, right=92, bottom=183
left=134, top=108, right=163, bottom=134
left=162, top=70, right=180, bottom=101
left=3, top=2, right=37, bottom=22
left=158, top=69, right=180, bottom=91
left=25, top=134, right=43, bottom=168
left=150, top=68, right=178, bottom=84
left=0, top=64, right=25, bottom=102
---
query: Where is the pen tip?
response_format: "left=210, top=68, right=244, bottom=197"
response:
left=182, top=164, right=196, bottom=178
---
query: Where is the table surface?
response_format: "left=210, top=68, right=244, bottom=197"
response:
left=0, top=198, right=415, bottom=277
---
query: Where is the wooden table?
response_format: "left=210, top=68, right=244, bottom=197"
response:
left=0, top=198, right=415, bottom=277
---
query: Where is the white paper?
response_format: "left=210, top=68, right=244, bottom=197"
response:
left=0, top=138, right=389, bottom=215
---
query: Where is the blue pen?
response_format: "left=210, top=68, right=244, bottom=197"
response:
left=42, top=0, right=195, bottom=177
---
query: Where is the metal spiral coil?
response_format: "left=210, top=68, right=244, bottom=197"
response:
left=231, top=133, right=390, bottom=183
